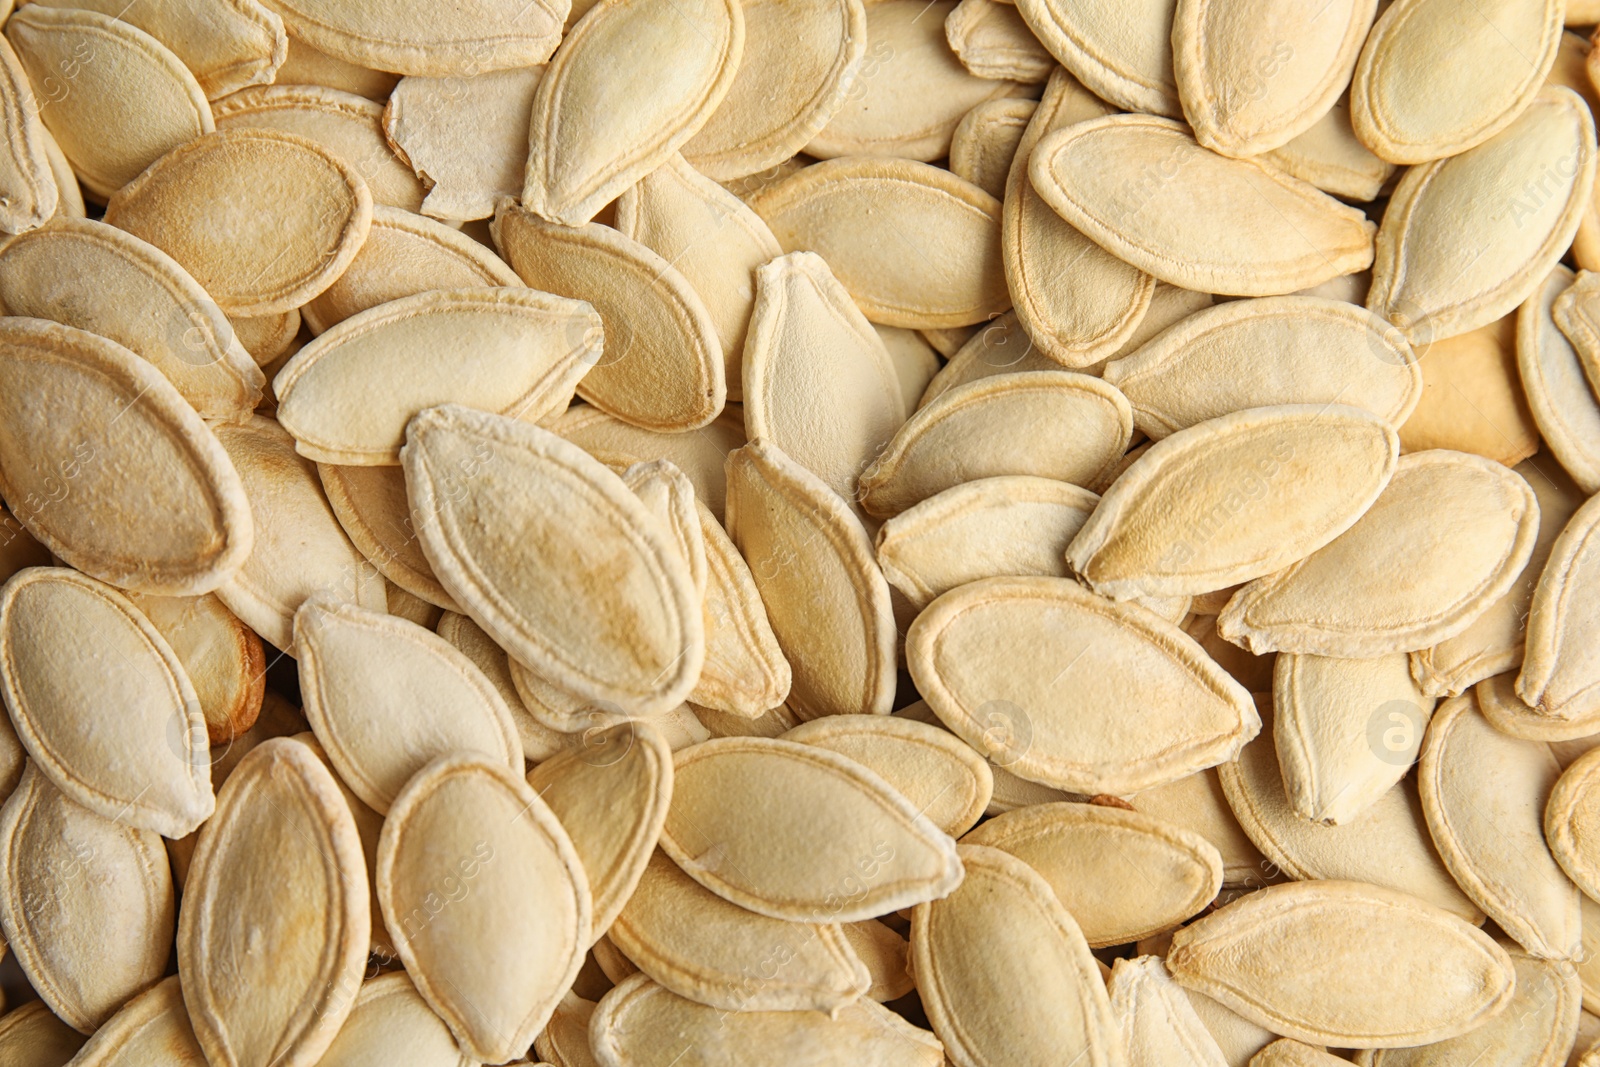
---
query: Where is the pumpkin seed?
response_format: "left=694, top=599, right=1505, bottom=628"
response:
left=1102, top=298, right=1420, bottom=440
left=741, top=250, right=905, bottom=502
left=7, top=6, right=213, bottom=199
left=123, top=591, right=265, bottom=746
left=589, top=972, right=944, bottom=1066
left=552, top=405, right=746, bottom=522
left=965, top=800, right=1223, bottom=947
left=1107, top=955, right=1230, bottom=1067
left=945, top=0, right=1054, bottom=84
left=1350, top=0, right=1565, bottom=163
left=859, top=372, right=1134, bottom=518
left=276, top=288, right=600, bottom=465
left=178, top=738, right=369, bottom=1067
left=376, top=754, right=589, bottom=1064
left=806, top=0, right=1027, bottom=162
left=0, top=34, right=58, bottom=234
left=784, top=714, right=993, bottom=837
left=382, top=66, right=545, bottom=223
left=912, top=843, right=1122, bottom=1067
left=212, top=416, right=387, bottom=652
left=0, top=568, right=212, bottom=837
left=295, top=598, right=523, bottom=813
left=1264, top=95, right=1395, bottom=202
left=1168, top=879, right=1515, bottom=1047
left=1518, top=266, right=1600, bottom=492
left=260, top=0, right=563, bottom=77
left=661, top=737, right=963, bottom=923
left=949, top=98, right=1036, bottom=199
left=0, top=767, right=174, bottom=1032
left=0, top=1002, right=86, bottom=1064
left=1272, top=652, right=1437, bottom=825
left=1218, top=450, right=1541, bottom=657
left=1368, top=89, right=1595, bottom=344
left=1419, top=692, right=1581, bottom=959
left=841, top=919, right=914, bottom=1002
left=526, top=720, right=672, bottom=938
left=492, top=201, right=726, bottom=432
left=1400, top=313, right=1541, bottom=467
left=66, top=975, right=206, bottom=1066
left=907, top=576, right=1260, bottom=794
left=1067, top=405, right=1399, bottom=600
left=690, top=499, right=791, bottom=719
left=725, top=440, right=897, bottom=720
left=435, top=611, right=570, bottom=761
left=1030, top=115, right=1377, bottom=296
left=104, top=128, right=372, bottom=317
left=1012, top=0, right=1180, bottom=116
left=1545, top=745, right=1600, bottom=902
left=522, top=0, right=743, bottom=225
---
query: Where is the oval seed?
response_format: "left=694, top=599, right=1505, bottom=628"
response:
left=964, top=801, right=1223, bottom=947
left=805, top=0, right=1026, bottom=161
left=0, top=218, right=265, bottom=422
left=377, top=755, right=590, bottom=1064
left=275, top=288, right=601, bottom=465
left=492, top=201, right=726, bottom=433
left=1012, top=0, right=1181, bottom=116
left=104, top=128, right=372, bottom=317
left=0, top=319, right=252, bottom=596
left=590, top=973, right=944, bottom=1067
left=660, top=737, right=963, bottom=922
left=1272, top=652, right=1437, bottom=825
left=178, top=738, right=369, bottom=1067
left=1419, top=692, right=1581, bottom=959
left=260, top=0, right=562, bottom=77
left=522, top=0, right=743, bottom=225
left=741, top=251, right=905, bottom=502
left=526, top=720, right=672, bottom=937
left=682, top=0, right=865, bottom=178
left=783, top=715, right=994, bottom=837
left=1066, top=405, right=1400, bottom=600
left=309, top=972, right=474, bottom=1067
left=610, top=849, right=869, bottom=1012
left=382, top=66, right=545, bottom=223
left=725, top=440, right=897, bottom=720
left=0, top=568, right=212, bottom=838
left=907, top=576, right=1260, bottom=794
left=876, top=476, right=1099, bottom=610
left=6, top=6, right=212, bottom=199
left=295, top=598, right=523, bottom=814
left=1517, top=266, right=1600, bottom=492
left=212, top=416, right=387, bottom=652
left=1219, top=723, right=1479, bottom=920
left=1545, top=746, right=1600, bottom=902
left=1362, top=945, right=1581, bottom=1067
left=1108, top=955, right=1230, bottom=1067
left=1101, top=298, right=1420, bottom=440
left=293, top=733, right=393, bottom=961
left=1127, top=769, right=1271, bottom=888
left=212, top=84, right=425, bottom=211
left=319, top=463, right=456, bottom=612
left=858, top=372, right=1134, bottom=518
left=302, top=205, right=523, bottom=334
left=690, top=500, right=791, bottom=719
left=1367, top=88, right=1596, bottom=344
left=1030, top=115, right=1376, bottom=296
left=949, top=98, right=1037, bottom=199
left=0, top=767, right=174, bottom=1031
left=1172, top=0, right=1378, bottom=157
left=0, top=1002, right=86, bottom=1063
left=913, top=843, right=1121, bottom=1067
left=1217, top=450, right=1541, bottom=657
left=1520, top=483, right=1600, bottom=721
left=67, top=975, right=206, bottom=1066
left=946, top=0, right=1054, bottom=83
left=750, top=157, right=1007, bottom=329
left=403, top=405, right=704, bottom=716
left=1350, top=0, right=1564, bottom=164
left=1004, top=68, right=1151, bottom=369
left=614, top=154, right=782, bottom=400
left=1168, top=880, right=1515, bottom=1047
left=123, top=591, right=266, bottom=746
left=0, top=34, right=57, bottom=234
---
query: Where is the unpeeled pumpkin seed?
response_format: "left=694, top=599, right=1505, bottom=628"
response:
left=66, top=975, right=206, bottom=1066
left=259, top=0, right=564, bottom=77
left=1108, top=954, right=1230, bottom=1067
